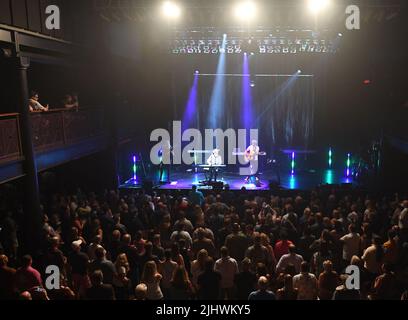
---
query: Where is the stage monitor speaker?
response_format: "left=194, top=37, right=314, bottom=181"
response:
left=210, top=182, right=224, bottom=191
left=341, top=183, right=353, bottom=189
left=269, top=180, right=280, bottom=191
left=142, top=180, right=154, bottom=192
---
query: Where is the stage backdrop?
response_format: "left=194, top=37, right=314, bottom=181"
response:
left=172, top=70, right=315, bottom=158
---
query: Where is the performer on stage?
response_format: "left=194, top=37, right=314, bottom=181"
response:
left=245, top=140, right=261, bottom=187
left=158, top=140, right=173, bottom=184
left=206, top=149, right=222, bottom=182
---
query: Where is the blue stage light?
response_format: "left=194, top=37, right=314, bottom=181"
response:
left=208, top=34, right=228, bottom=128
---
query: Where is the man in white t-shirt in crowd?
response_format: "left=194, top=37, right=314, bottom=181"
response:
left=214, top=246, right=239, bottom=300
left=340, top=224, right=361, bottom=265
left=293, top=261, right=318, bottom=300
left=276, top=244, right=304, bottom=274
left=170, top=223, right=192, bottom=249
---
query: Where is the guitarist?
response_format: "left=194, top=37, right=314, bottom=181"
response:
left=245, top=140, right=262, bottom=186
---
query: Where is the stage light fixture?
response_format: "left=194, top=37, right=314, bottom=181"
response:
left=132, top=155, right=137, bottom=183
left=328, top=148, right=332, bottom=168
left=234, top=1, right=257, bottom=21
left=325, top=170, right=334, bottom=184
left=308, top=0, right=331, bottom=14
left=297, top=69, right=302, bottom=74
left=346, top=153, right=351, bottom=177
left=162, top=1, right=181, bottom=19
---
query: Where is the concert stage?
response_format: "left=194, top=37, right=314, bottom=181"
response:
left=120, top=167, right=354, bottom=191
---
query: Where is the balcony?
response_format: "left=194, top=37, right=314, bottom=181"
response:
left=0, top=113, right=21, bottom=163
left=0, top=108, right=108, bottom=183
left=30, top=108, right=106, bottom=151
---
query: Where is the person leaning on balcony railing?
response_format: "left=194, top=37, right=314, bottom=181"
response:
left=62, top=93, right=79, bottom=110
left=28, top=91, right=49, bottom=112
left=72, top=92, right=80, bottom=109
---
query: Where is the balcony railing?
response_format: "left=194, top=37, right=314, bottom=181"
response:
left=0, top=108, right=106, bottom=164
left=0, top=113, right=22, bottom=163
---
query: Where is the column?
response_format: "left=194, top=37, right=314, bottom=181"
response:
left=16, top=56, right=43, bottom=255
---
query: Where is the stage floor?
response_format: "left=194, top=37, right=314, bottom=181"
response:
left=120, top=168, right=354, bottom=191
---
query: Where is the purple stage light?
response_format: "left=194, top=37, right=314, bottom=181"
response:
left=182, top=72, right=199, bottom=131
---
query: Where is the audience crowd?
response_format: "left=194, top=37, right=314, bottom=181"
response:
left=1, top=184, right=408, bottom=300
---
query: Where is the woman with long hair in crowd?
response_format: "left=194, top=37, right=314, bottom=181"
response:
left=168, top=266, right=195, bottom=300
left=191, top=249, right=208, bottom=289
left=113, top=253, right=131, bottom=300
left=141, top=261, right=163, bottom=300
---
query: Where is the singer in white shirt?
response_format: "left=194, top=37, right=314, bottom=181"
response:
left=206, top=149, right=222, bottom=182
left=207, top=149, right=223, bottom=166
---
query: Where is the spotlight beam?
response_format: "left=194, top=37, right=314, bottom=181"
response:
left=254, top=71, right=301, bottom=125
left=208, top=34, right=228, bottom=129
left=308, top=0, right=331, bottom=14
left=234, top=1, right=257, bottom=21
left=162, top=1, right=181, bottom=19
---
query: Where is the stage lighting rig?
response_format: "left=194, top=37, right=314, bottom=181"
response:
left=162, top=1, right=181, bottom=19
left=308, top=0, right=332, bottom=14
left=171, top=28, right=339, bottom=55
left=242, top=38, right=259, bottom=55
left=234, top=1, right=257, bottom=21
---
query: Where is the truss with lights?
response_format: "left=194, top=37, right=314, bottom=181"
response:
left=171, top=28, right=339, bottom=55
left=172, top=38, right=337, bottom=55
